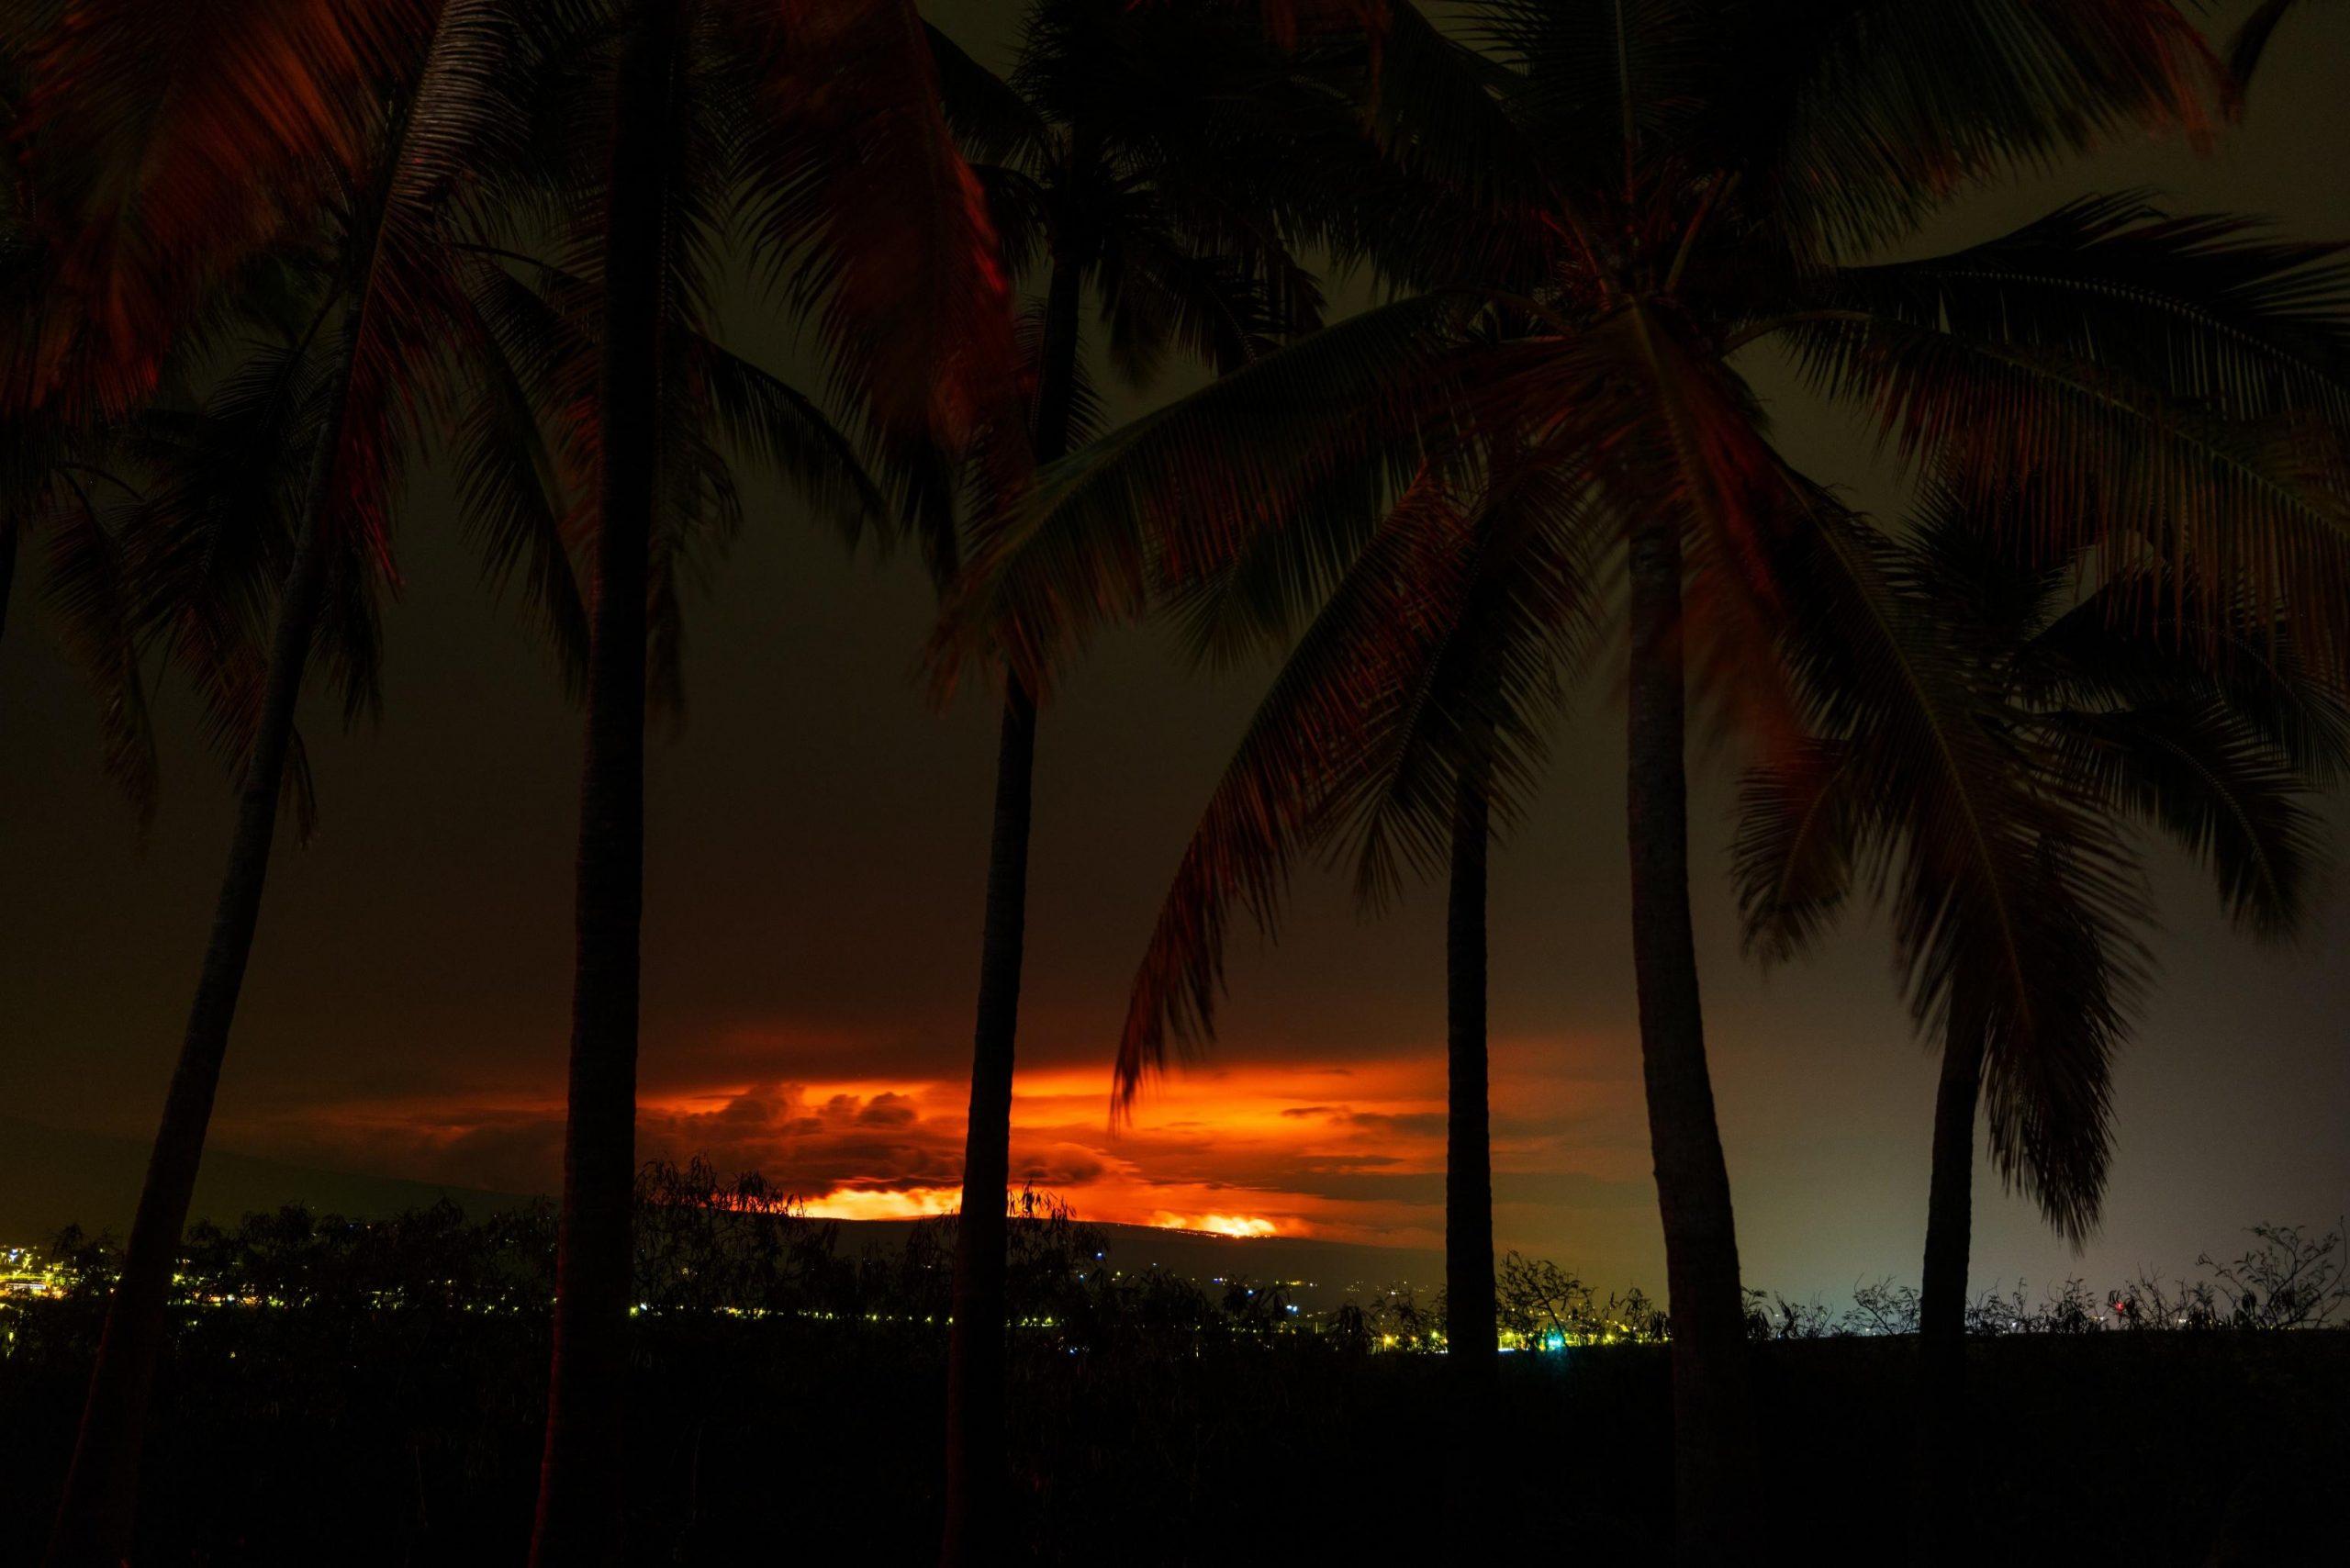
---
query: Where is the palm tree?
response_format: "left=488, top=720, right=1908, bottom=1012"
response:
left=938, top=9, right=2350, bottom=1554
left=1109, top=442, right=1600, bottom=1388
left=925, top=6, right=1353, bottom=1561
left=520, top=3, right=1014, bottom=1559
left=1733, top=484, right=2348, bottom=1564
left=27, top=6, right=546, bottom=1558
left=1107, top=441, right=1603, bottom=1531
left=922, top=6, right=1333, bottom=1558
left=0, top=0, right=395, bottom=793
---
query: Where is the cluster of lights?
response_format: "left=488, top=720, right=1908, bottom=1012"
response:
left=0, top=1237, right=1644, bottom=1353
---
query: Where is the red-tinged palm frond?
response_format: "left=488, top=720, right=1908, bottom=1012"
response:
left=1113, top=460, right=1463, bottom=1103
left=1599, top=304, right=1820, bottom=754
left=1160, top=458, right=1391, bottom=670
left=740, top=0, right=1020, bottom=470
left=1699, top=0, right=2218, bottom=258
left=324, top=0, right=539, bottom=566
left=1776, top=220, right=2350, bottom=675
left=7, top=0, right=439, bottom=417
left=934, top=290, right=1479, bottom=694
left=1115, top=437, right=1603, bottom=1106
left=1333, top=442, right=1605, bottom=908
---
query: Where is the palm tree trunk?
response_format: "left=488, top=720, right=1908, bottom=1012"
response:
left=939, top=241, right=1082, bottom=1567
left=1446, top=755, right=1497, bottom=1372
left=1, top=511, right=19, bottom=644
left=44, top=310, right=354, bottom=1568
left=1442, top=756, right=1496, bottom=1519
left=1624, top=510, right=1759, bottom=1562
left=529, top=5, right=672, bottom=1562
left=1910, top=1016, right=1985, bottom=1567
left=939, top=677, right=1037, bottom=1565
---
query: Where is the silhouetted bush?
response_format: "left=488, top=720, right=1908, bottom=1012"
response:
left=5, top=1187, right=2347, bottom=1563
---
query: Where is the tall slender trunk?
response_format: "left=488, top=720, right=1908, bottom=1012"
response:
left=939, top=678, right=1036, bottom=1565
left=1446, top=762, right=1497, bottom=1370
left=1624, top=511, right=1758, bottom=1562
left=1910, top=1017, right=1985, bottom=1567
left=1, top=510, right=19, bottom=644
left=528, top=5, right=672, bottom=1562
left=44, top=309, right=355, bottom=1568
left=1441, top=756, right=1496, bottom=1522
left=939, top=238, right=1083, bottom=1568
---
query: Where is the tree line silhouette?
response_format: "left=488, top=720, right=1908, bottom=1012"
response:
left=4, top=2, right=2348, bottom=1564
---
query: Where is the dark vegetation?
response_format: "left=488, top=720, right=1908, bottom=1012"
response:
left=3, top=1168, right=2345, bottom=1565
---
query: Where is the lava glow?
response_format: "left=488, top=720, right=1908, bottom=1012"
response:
left=1154, top=1213, right=1280, bottom=1238
left=797, top=1187, right=962, bottom=1222
left=249, top=1049, right=1578, bottom=1249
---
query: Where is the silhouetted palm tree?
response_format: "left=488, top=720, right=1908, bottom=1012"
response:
left=1110, top=442, right=1601, bottom=1383
left=1105, top=441, right=1604, bottom=1524
left=520, top=3, right=1013, bottom=1561
left=939, top=8, right=2350, bottom=1554
left=1734, top=479, right=2348, bottom=1565
left=922, top=6, right=1331, bottom=1558
left=21, top=5, right=550, bottom=1559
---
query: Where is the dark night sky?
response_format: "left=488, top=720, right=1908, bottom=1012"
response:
left=3, top=1, right=2345, bottom=1298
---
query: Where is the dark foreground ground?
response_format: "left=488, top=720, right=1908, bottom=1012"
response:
left=3, top=1303, right=2345, bottom=1564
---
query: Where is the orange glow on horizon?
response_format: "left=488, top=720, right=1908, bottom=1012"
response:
left=223, top=1033, right=1638, bottom=1255
left=1153, top=1213, right=1281, bottom=1238
left=797, top=1187, right=962, bottom=1222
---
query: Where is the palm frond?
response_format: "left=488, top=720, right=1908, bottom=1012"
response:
left=1731, top=740, right=1857, bottom=967
left=1783, top=294, right=2350, bottom=678
left=923, top=19, right=1048, bottom=167
left=1709, top=0, right=2218, bottom=257
left=688, top=333, right=889, bottom=548
left=2221, top=0, right=2309, bottom=108
left=40, top=467, right=158, bottom=821
left=8, top=0, right=437, bottom=414
left=934, top=290, right=1478, bottom=694
left=2044, top=702, right=2326, bottom=941
left=740, top=0, right=1021, bottom=472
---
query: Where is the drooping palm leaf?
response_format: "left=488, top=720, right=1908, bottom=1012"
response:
left=7, top=0, right=437, bottom=415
